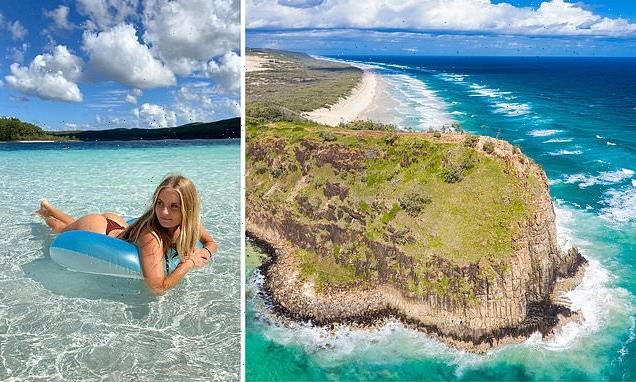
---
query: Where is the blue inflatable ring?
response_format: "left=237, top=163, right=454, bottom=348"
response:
left=49, top=228, right=201, bottom=279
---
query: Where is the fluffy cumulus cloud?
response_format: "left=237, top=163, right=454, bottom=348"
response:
left=45, top=5, right=74, bottom=30
left=132, top=102, right=176, bottom=128
left=204, top=51, right=240, bottom=94
left=76, top=0, right=139, bottom=30
left=142, top=0, right=239, bottom=75
left=4, top=45, right=83, bottom=102
left=83, top=23, right=175, bottom=88
left=247, top=0, right=636, bottom=37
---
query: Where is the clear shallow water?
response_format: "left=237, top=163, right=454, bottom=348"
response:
left=0, top=140, right=240, bottom=381
left=246, top=57, right=636, bottom=380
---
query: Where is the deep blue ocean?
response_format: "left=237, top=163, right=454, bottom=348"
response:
left=246, top=57, right=636, bottom=380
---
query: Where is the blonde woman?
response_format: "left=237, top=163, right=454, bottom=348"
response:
left=35, top=174, right=217, bottom=294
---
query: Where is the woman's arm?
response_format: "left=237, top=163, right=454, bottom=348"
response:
left=138, top=230, right=196, bottom=295
left=195, top=225, right=217, bottom=261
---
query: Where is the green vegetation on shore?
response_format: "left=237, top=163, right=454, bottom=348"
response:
left=0, top=117, right=60, bottom=141
left=247, top=49, right=362, bottom=122
left=0, top=117, right=239, bottom=142
left=51, top=118, right=240, bottom=141
left=247, top=121, right=543, bottom=294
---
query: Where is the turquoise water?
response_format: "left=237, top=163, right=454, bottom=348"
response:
left=246, top=57, right=636, bottom=380
left=0, top=140, right=240, bottom=380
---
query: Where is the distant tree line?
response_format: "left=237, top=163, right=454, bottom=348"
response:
left=0, top=117, right=55, bottom=141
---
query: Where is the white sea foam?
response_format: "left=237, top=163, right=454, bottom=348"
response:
left=493, top=102, right=531, bottom=116
left=600, top=186, right=636, bottom=224
left=527, top=257, right=630, bottom=351
left=607, top=141, right=617, bottom=146
left=543, top=138, right=574, bottom=143
left=438, top=73, right=468, bottom=83
left=524, top=204, right=633, bottom=351
left=548, top=150, right=583, bottom=156
left=563, top=168, right=634, bottom=188
left=529, top=129, right=563, bottom=137
left=596, top=135, right=604, bottom=139
left=381, top=73, right=455, bottom=130
left=383, top=63, right=410, bottom=70
left=249, top=268, right=481, bottom=367
left=618, top=317, right=636, bottom=362
left=313, top=56, right=383, bottom=71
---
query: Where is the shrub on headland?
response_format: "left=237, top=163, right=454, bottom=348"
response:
left=483, top=141, right=495, bottom=154
left=441, top=147, right=477, bottom=183
left=319, top=130, right=337, bottom=142
left=464, top=135, right=479, bottom=148
left=338, top=120, right=397, bottom=131
left=246, top=102, right=304, bottom=123
left=400, top=191, right=432, bottom=216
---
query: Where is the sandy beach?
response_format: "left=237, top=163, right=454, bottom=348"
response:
left=246, top=54, right=272, bottom=72
left=303, top=71, right=378, bottom=126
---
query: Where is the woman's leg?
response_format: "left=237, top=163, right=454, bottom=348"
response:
left=35, top=199, right=75, bottom=225
left=43, top=216, right=69, bottom=233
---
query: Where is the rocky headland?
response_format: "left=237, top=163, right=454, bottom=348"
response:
left=246, top=122, right=587, bottom=353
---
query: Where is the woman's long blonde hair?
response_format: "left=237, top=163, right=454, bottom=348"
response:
left=120, top=174, right=201, bottom=261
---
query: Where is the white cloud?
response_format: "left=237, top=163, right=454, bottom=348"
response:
left=8, top=21, right=28, bottom=40
left=204, top=51, right=240, bottom=94
left=142, top=0, right=240, bottom=74
left=83, top=23, right=175, bottom=88
left=132, top=102, right=177, bottom=128
left=76, top=0, right=139, bottom=30
left=4, top=45, right=83, bottom=102
left=246, top=0, right=636, bottom=37
left=45, top=5, right=74, bottom=30
left=125, top=88, right=143, bottom=103
left=174, top=82, right=239, bottom=122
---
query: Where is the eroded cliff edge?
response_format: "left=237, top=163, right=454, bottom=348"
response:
left=247, top=122, right=587, bottom=352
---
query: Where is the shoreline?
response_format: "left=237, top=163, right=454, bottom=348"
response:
left=303, top=70, right=378, bottom=126
left=247, top=230, right=588, bottom=354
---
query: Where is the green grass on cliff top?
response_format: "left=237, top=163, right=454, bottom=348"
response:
left=247, top=121, right=543, bottom=290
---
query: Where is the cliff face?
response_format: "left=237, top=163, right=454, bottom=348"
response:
left=247, top=122, right=586, bottom=351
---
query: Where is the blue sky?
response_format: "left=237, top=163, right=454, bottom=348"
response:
left=247, top=0, right=636, bottom=57
left=0, top=0, right=239, bottom=131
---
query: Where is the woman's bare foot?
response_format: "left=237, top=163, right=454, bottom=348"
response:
left=33, top=198, right=52, bottom=219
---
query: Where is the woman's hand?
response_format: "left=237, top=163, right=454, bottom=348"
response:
left=185, top=248, right=211, bottom=268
